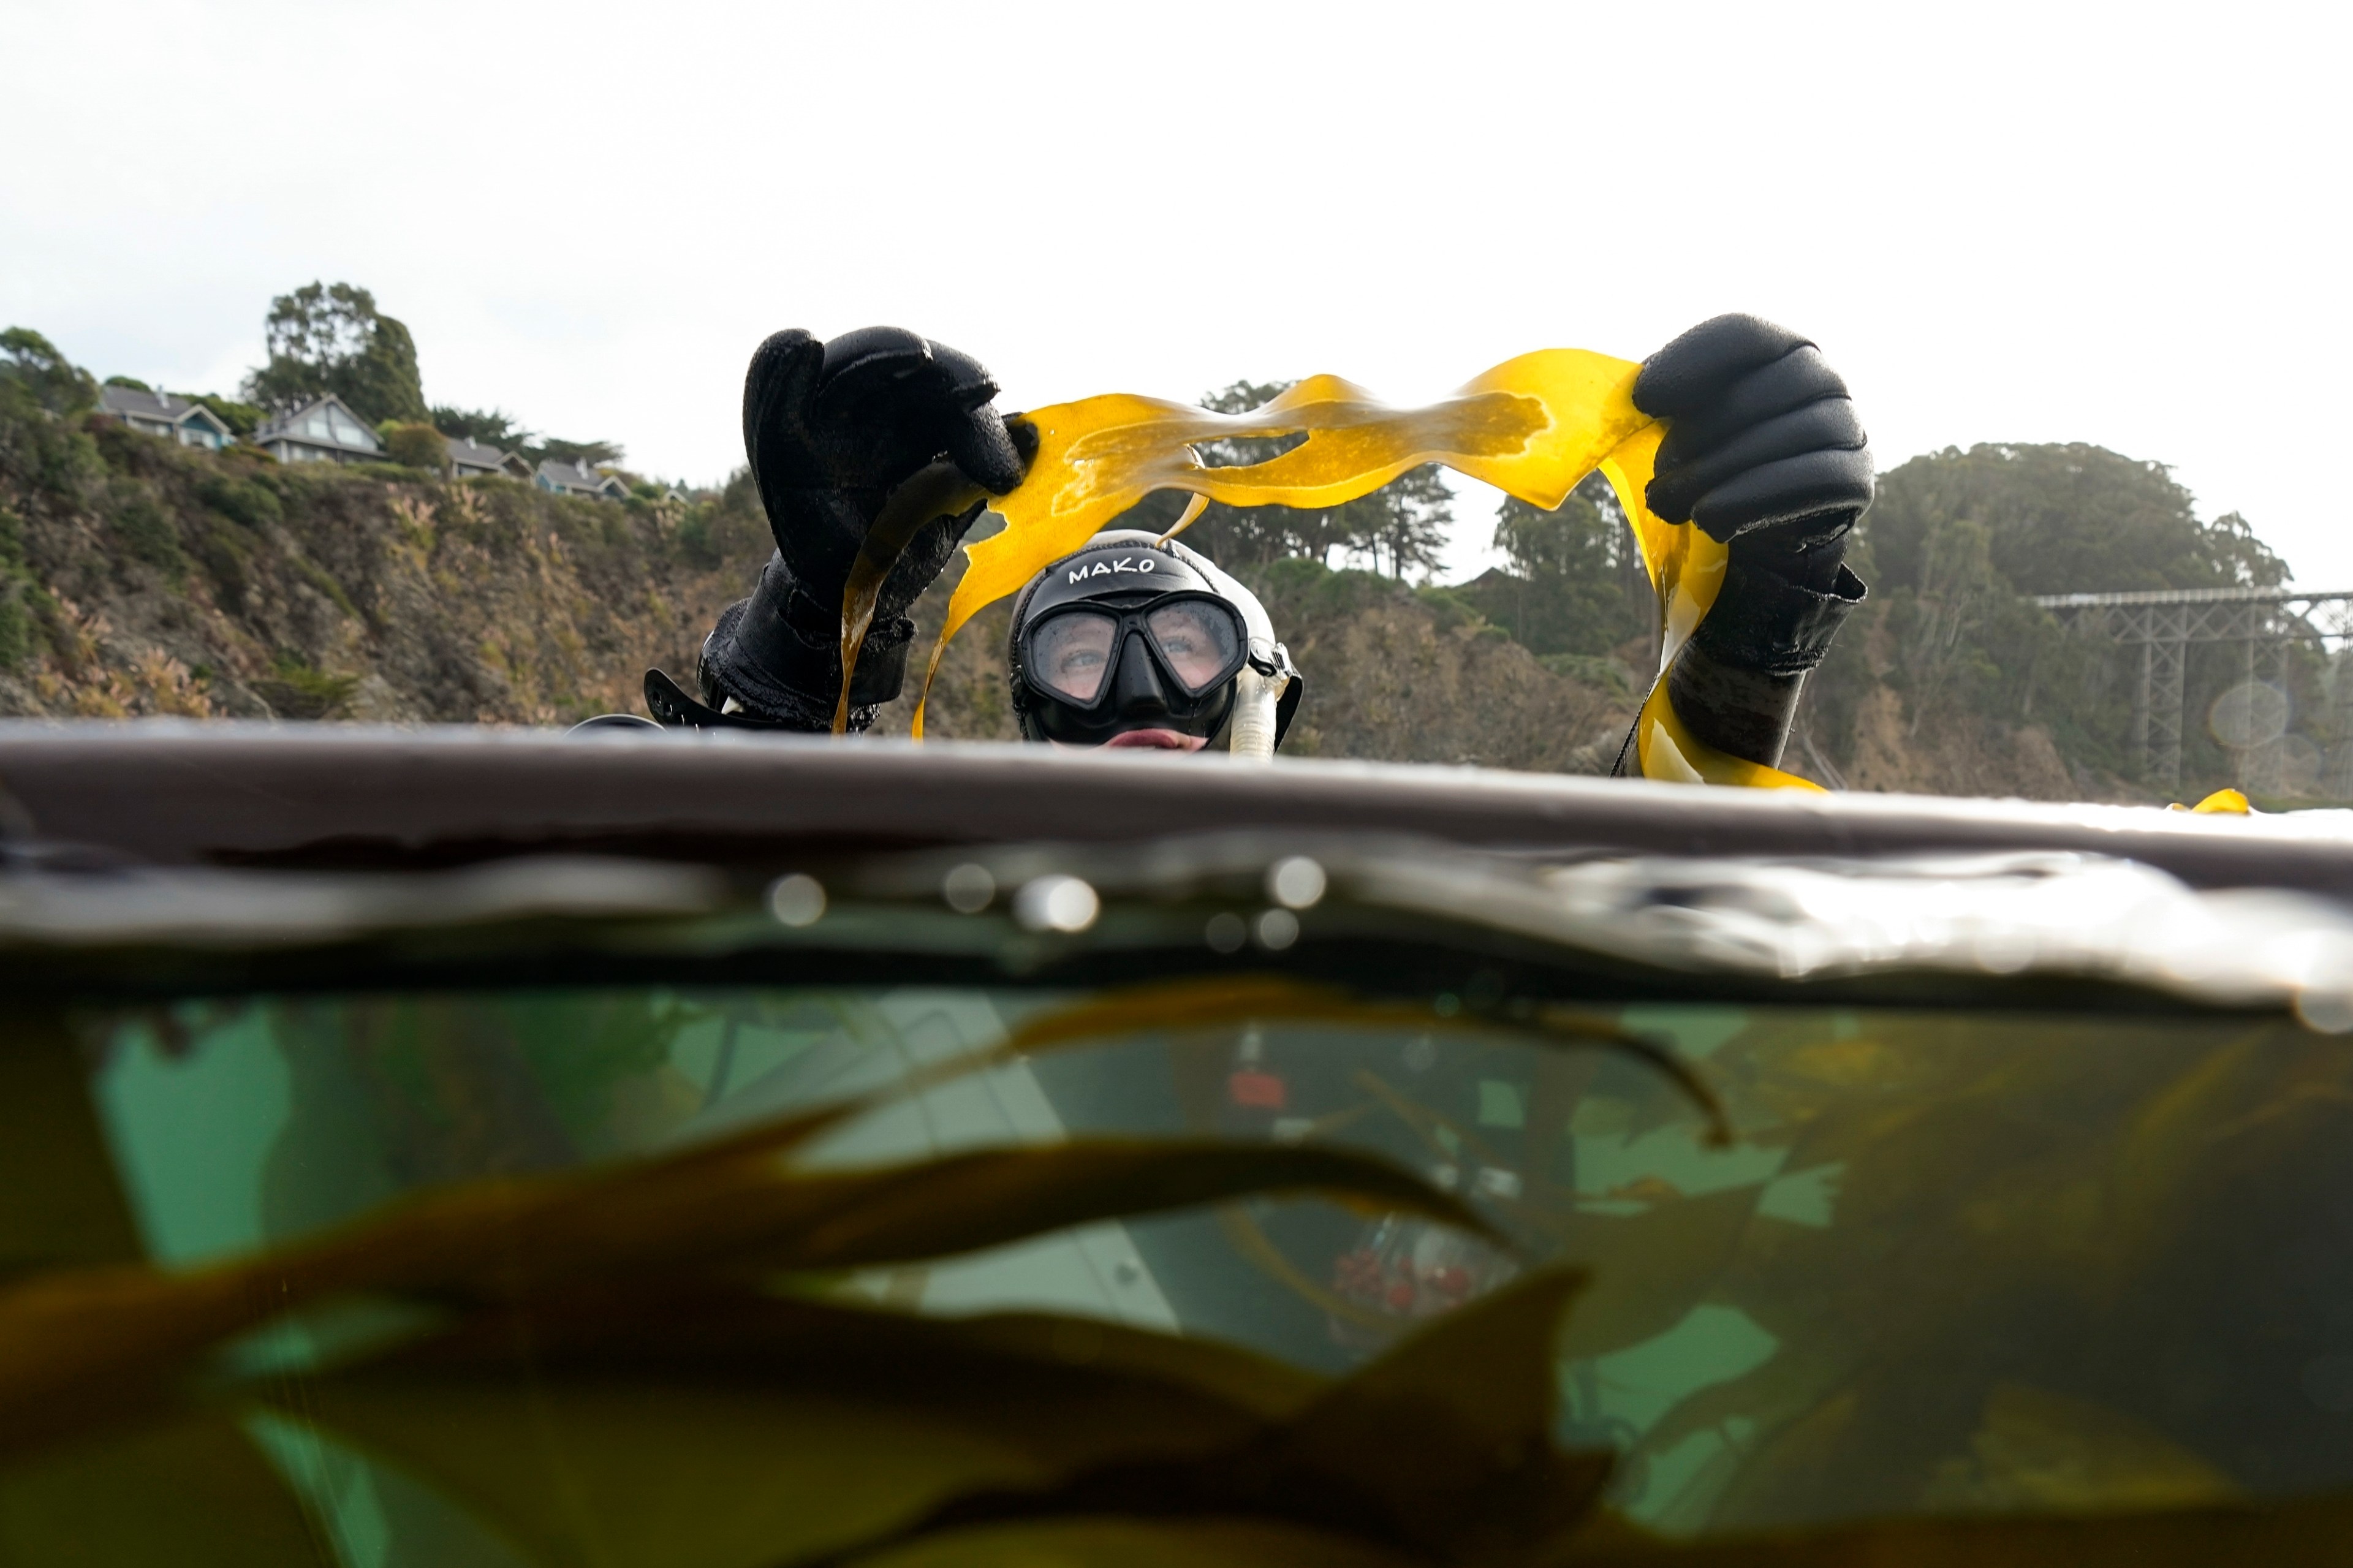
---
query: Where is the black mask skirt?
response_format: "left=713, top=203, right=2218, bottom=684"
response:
left=1009, top=543, right=1248, bottom=746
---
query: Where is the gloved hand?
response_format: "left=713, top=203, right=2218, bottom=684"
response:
left=692, top=327, right=1034, bottom=728
left=1631, top=315, right=1870, bottom=678
left=1613, top=315, right=1873, bottom=773
left=747, top=325, right=1029, bottom=608
left=1634, top=314, right=1874, bottom=566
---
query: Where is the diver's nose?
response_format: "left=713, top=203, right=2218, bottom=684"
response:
left=1109, top=631, right=1172, bottom=716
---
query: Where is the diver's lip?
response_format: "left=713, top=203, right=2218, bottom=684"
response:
left=1101, top=729, right=1209, bottom=752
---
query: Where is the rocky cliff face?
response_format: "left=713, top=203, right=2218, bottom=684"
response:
left=0, top=411, right=763, bottom=725
left=9, top=404, right=2120, bottom=802
left=0, top=412, right=1638, bottom=772
left=0, top=415, right=2086, bottom=798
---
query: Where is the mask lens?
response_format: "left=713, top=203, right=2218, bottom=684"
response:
left=1146, top=600, right=1241, bottom=691
left=1031, top=612, right=1119, bottom=703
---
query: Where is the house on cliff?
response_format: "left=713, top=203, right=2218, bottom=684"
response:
left=96, top=385, right=233, bottom=451
left=252, top=395, right=383, bottom=466
left=445, top=435, right=532, bottom=481
left=534, top=457, right=627, bottom=501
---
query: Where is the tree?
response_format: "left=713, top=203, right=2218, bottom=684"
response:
left=0, top=328, right=98, bottom=417
left=1460, top=474, right=1650, bottom=658
left=428, top=405, right=616, bottom=468
left=1862, top=442, right=2285, bottom=597
left=1329, top=463, right=1450, bottom=580
left=431, top=405, right=532, bottom=453
left=535, top=437, right=624, bottom=469
left=428, top=404, right=621, bottom=466
left=241, top=282, right=429, bottom=425
left=1801, top=442, right=2295, bottom=789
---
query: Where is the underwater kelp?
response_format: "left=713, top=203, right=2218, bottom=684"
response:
left=1594, top=1010, right=2353, bottom=1531
left=0, top=978, right=1622, bottom=1565
left=10, top=979, right=2353, bottom=1565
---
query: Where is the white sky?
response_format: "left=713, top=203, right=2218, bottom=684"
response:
left=7, top=0, right=2348, bottom=586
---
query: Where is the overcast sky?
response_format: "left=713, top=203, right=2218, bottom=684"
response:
left=8, top=0, right=2347, bottom=585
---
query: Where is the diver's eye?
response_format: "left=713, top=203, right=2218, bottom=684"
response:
left=1034, top=613, right=1118, bottom=703
left=1148, top=602, right=1239, bottom=688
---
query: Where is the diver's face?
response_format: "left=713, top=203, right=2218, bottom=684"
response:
left=1023, top=596, right=1241, bottom=751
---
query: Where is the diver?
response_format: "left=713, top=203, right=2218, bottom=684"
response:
left=641, top=315, right=1872, bottom=773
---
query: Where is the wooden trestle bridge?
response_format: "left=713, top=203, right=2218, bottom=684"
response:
left=2033, top=586, right=2353, bottom=792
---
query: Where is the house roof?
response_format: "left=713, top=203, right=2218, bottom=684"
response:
left=97, top=385, right=232, bottom=436
left=536, top=458, right=627, bottom=497
left=254, top=395, right=382, bottom=456
left=445, top=436, right=513, bottom=470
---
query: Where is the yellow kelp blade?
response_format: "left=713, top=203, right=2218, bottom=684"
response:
left=911, top=350, right=1656, bottom=737
left=1596, top=422, right=1725, bottom=675
left=879, top=347, right=1809, bottom=789
left=830, top=460, right=988, bottom=733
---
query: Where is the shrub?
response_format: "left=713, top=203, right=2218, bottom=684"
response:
left=0, top=378, right=104, bottom=502
left=198, top=474, right=282, bottom=532
left=383, top=422, right=447, bottom=472
left=0, top=581, right=26, bottom=669
left=107, top=482, right=186, bottom=582
left=1540, top=651, right=1632, bottom=697
left=196, top=521, right=252, bottom=613
left=281, top=554, right=357, bottom=620
left=254, top=650, right=359, bottom=719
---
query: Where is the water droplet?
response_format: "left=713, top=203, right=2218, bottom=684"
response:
left=1014, top=874, right=1099, bottom=933
left=1267, top=855, right=1327, bottom=910
left=942, top=862, right=995, bottom=914
left=767, top=873, right=825, bottom=928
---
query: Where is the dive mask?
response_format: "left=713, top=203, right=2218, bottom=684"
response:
left=1009, top=540, right=1250, bottom=746
left=1021, top=594, right=1248, bottom=710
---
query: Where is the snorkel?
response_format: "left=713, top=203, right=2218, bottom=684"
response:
left=1156, top=536, right=1295, bottom=761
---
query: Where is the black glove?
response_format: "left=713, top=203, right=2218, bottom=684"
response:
left=1608, top=315, right=1871, bottom=776
left=1633, top=314, right=1870, bottom=680
left=694, top=327, right=1033, bottom=729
